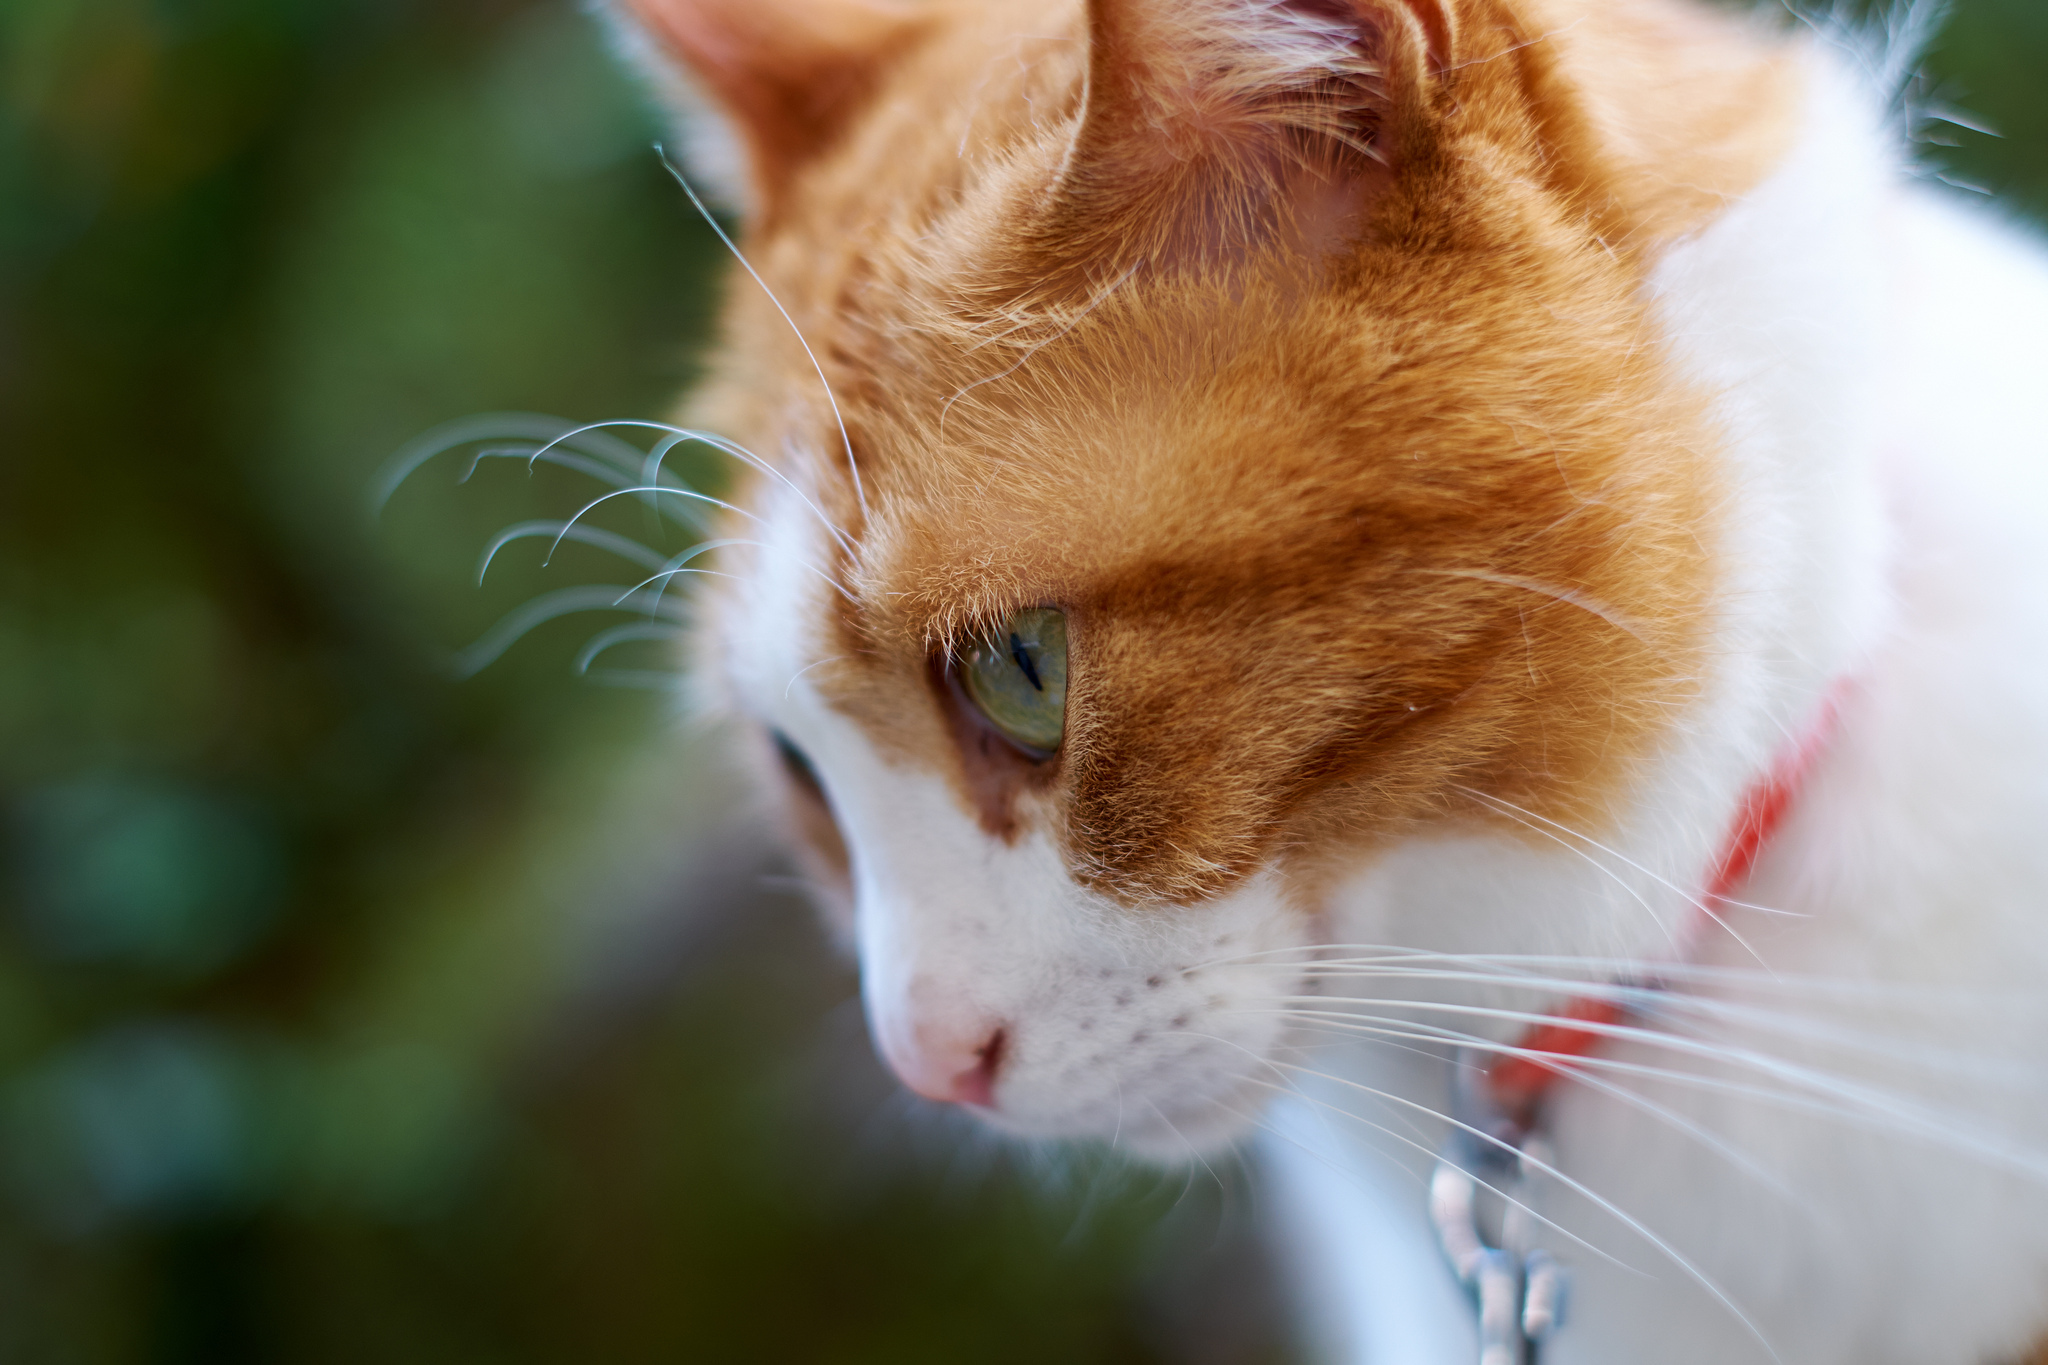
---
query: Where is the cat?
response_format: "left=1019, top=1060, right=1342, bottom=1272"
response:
left=601, top=0, right=2048, bottom=1359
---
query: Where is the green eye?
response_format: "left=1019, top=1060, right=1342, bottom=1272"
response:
left=961, top=608, right=1067, bottom=755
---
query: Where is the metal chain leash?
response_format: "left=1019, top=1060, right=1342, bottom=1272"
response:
left=1430, top=1052, right=1569, bottom=1365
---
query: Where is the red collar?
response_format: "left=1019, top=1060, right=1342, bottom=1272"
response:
left=1485, top=683, right=1849, bottom=1131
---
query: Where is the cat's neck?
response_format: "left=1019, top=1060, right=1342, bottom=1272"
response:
left=1295, top=46, right=2048, bottom=1360
left=1323, top=47, right=1899, bottom=969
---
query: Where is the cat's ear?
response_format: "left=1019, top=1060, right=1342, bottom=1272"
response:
left=1034, top=0, right=1458, bottom=276
left=612, top=0, right=925, bottom=214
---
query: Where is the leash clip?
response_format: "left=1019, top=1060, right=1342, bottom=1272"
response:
left=1430, top=1053, right=1569, bottom=1364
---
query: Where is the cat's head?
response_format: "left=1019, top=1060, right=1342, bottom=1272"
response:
left=617, top=0, right=1796, bottom=1156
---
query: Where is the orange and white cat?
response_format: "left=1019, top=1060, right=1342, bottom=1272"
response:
left=608, top=0, right=2048, bottom=1359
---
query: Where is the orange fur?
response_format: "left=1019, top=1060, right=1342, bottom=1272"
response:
left=624, top=0, right=1801, bottom=906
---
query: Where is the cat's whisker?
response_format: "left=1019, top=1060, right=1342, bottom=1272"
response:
left=1141, top=1097, right=1225, bottom=1210
left=464, top=444, right=640, bottom=492
left=1210, top=948, right=2003, bottom=1008
left=453, top=584, right=687, bottom=679
left=1184, top=940, right=1667, bottom=976
left=1457, top=783, right=1805, bottom=930
left=1453, top=785, right=1784, bottom=964
left=1217, top=1074, right=1629, bottom=1279
left=1257, top=951, right=2039, bottom=1045
left=1192, top=1036, right=1682, bottom=1283
left=622, top=538, right=858, bottom=611
left=1056, top=1144, right=1143, bottom=1249
left=1278, top=963, right=2041, bottom=1081
left=1179, top=1037, right=1644, bottom=1271
left=575, top=620, right=683, bottom=680
left=1248, top=1002, right=2048, bottom=1181
left=1255, top=994, right=1939, bottom=1097
left=632, top=539, right=750, bottom=612
left=1247, top=1022, right=1817, bottom=1234
left=544, top=487, right=747, bottom=566
left=478, top=520, right=669, bottom=585
left=609, top=567, right=739, bottom=607
left=1191, top=948, right=2040, bottom=1075
left=611, top=539, right=745, bottom=606
left=634, top=430, right=724, bottom=525
left=654, top=146, right=870, bottom=527
left=523, top=418, right=855, bottom=558
left=1462, top=792, right=1693, bottom=957
left=1236, top=1056, right=1783, bottom=1359
left=370, top=412, right=645, bottom=517
left=1412, top=567, right=1653, bottom=646
left=783, top=655, right=850, bottom=702
left=1267, top=965, right=2048, bottom=1119
left=1250, top=1011, right=1860, bottom=1213
left=632, top=431, right=804, bottom=539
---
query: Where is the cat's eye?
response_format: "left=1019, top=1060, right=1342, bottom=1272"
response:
left=961, top=608, right=1067, bottom=755
left=772, top=729, right=826, bottom=802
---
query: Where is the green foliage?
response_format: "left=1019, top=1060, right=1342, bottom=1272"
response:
left=0, top=0, right=1281, bottom=1359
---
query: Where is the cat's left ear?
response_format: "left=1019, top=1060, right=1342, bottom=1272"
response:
left=1030, top=0, right=1462, bottom=276
left=609, top=0, right=926, bottom=216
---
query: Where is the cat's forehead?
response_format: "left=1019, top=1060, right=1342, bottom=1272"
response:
left=792, top=244, right=1680, bottom=626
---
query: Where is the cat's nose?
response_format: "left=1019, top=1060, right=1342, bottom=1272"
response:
left=888, top=1020, right=1007, bottom=1108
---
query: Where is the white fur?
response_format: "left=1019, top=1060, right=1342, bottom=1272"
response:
left=714, top=29, right=2048, bottom=1365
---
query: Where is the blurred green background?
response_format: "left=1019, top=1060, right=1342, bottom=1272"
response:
left=0, top=1, right=2042, bottom=1361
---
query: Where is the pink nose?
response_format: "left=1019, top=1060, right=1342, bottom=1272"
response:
left=888, top=1023, right=1007, bottom=1108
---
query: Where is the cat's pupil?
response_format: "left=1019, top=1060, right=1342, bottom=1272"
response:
left=1009, top=633, right=1044, bottom=692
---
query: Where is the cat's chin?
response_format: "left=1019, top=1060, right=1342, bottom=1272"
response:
left=1102, top=1105, right=1259, bottom=1165
left=961, top=1084, right=1267, bottom=1164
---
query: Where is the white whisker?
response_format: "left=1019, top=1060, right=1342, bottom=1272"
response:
left=478, top=520, right=667, bottom=584
left=784, top=655, right=849, bottom=701
left=465, top=444, right=638, bottom=492
left=1274, top=962, right=2034, bottom=1082
left=655, top=145, right=869, bottom=526
left=1195, top=947, right=2009, bottom=1009
left=1248, top=1012, right=1818, bottom=1212
left=1244, top=1001, right=2048, bottom=1181
left=1185, top=1033, right=1663, bottom=1279
left=524, top=419, right=854, bottom=558
left=1144, top=1098, right=1226, bottom=1208
left=609, top=567, right=738, bottom=603
left=1413, top=567, right=1652, bottom=645
left=453, top=584, right=685, bottom=679
left=1238, top=1056, right=1782, bottom=1360
left=370, top=411, right=642, bottom=516
left=575, top=621, right=683, bottom=678
left=1458, top=785, right=1777, bottom=965
left=621, top=538, right=857, bottom=609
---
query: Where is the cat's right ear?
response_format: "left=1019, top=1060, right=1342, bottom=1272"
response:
left=1027, top=0, right=1458, bottom=279
left=608, top=0, right=926, bottom=216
